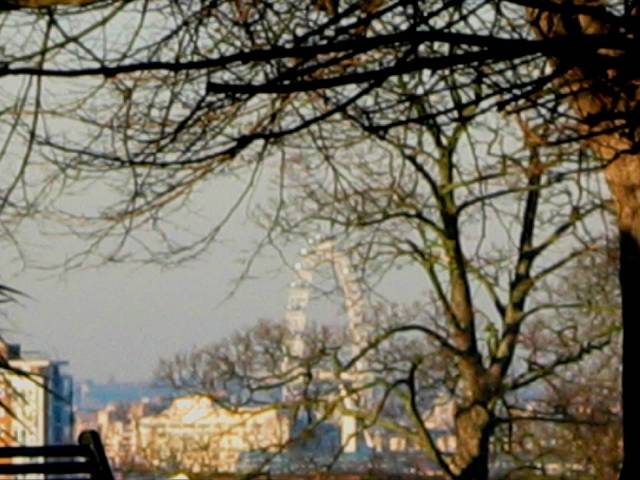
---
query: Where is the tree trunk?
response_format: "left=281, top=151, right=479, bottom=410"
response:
left=604, top=156, right=640, bottom=480
left=617, top=228, right=634, bottom=480
left=528, top=5, right=632, bottom=476
left=566, top=130, right=632, bottom=480
left=454, top=403, right=492, bottom=480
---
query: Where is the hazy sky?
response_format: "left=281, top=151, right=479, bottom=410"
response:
left=0, top=165, right=303, bottom=382
left=0, top=84, right=423, bottom=384
left=1, top=193, right=423, bottom=383
left=2, top=216, right=293, bottom=383
left=0, top=3, right=612, bottom=391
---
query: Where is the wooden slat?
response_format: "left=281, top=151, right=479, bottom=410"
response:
left=0, top=444, right=91, bottom=458
left=0, top=430, right=112, bottom=479
left=0, top=460, right=96, bottom=475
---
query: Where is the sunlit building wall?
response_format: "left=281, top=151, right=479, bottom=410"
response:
left=0, top=340, right=74, bottom=447
left=137, top=396, right=290, bottom=473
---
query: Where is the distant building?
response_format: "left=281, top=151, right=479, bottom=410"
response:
left=137, top=396, right=290, bottom=474
left=72, top=386, right=457, bottom=477
left=74, top=379, right=174, bottom=411
left=0, top=339, right=74, bottom=447
left=76, top=397, right=169, bottom=469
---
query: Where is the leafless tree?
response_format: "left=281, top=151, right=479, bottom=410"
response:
left=157, top=95, right=618, bottom=478
left=0, top=1, right=633, bottom=477
left=158, top=243, right=620, bottom=479
left=491, top=245, right=621, bottom=479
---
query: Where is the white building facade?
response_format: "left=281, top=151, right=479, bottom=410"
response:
left=0, top=341, right=74, bottom=447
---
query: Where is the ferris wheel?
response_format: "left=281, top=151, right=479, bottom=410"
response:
left=282, top=235, right=372, bottom=453
left=284, top=235, right=367, bottom=366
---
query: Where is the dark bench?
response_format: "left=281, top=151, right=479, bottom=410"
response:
left=0, top=430, right=114, bottom=479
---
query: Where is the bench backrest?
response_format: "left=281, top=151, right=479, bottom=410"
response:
left=0, top=430, right=114, bottom=479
